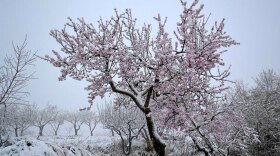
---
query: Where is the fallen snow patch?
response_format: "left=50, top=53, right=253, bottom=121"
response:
left=0, top=137, right=92, bottom=156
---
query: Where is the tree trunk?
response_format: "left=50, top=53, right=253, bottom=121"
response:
left=39, top=126, right=44, bottom=136
left=20, top=128, right=24, bottom=136
left=54, top=125, right=60, bottom=136
left=73, top=124, right=78, bottom=135
left=111, top=129, right=114, bottom=136
left=14, top=126, right=18, bottom=137
left=256, top=122, right=260, bottom=156
left=89, top=123, right=97, bottom=136
left=145, top=115, right=166, bottom=156
left=110, top=82, right=165, bottom=155
left=141, top=128, right=153, bottom=151
left=90, top=130, right=93, bottom=136
left=74, top=128, right=78, bottom=135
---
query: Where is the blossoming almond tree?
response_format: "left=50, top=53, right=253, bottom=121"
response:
left=46, top=0, right=238, bottom=155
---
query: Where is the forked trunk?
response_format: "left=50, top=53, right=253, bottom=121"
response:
left=54, top=125, right=60, bottom=136
left=74, top=124, right=79, bottom=135
left=38, top=126, right=44, bottom=136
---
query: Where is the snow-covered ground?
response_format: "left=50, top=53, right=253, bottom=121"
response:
left=0, top=123, right=198, bottom=155
left=0, top=124, right=155, bottom=156
left=1, top=137, right=91, bottom=156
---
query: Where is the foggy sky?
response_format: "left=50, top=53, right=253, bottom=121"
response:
left=1, top=0, right=280, bottom=110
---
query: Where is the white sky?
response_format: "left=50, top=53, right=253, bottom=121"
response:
left=1, top=0, right=280, bottom=110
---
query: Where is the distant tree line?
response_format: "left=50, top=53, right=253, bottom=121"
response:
left=230, top=70, right=280, bottom=155
left=2, top=104, right=99, bottom=138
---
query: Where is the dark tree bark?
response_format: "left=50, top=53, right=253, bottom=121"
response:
left=146, top=115, right=166, bottom=156
left=89, top=123, right=97, bottom=136
left=110, top=82, right=166, bottom=155
left=38, top=126, right=44, bottom=136
left=73, top=123, right=82, bottom=136
left=14, top=126, right=18, bottom=137
left=52, top=123, right=62, bottom=136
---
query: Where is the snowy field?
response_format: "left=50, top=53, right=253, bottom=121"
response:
left=0, top=123, right=196, bottom=156
left=0, top=124, right=157, bottom=156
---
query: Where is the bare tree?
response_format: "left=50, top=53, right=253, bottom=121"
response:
left=99, top=102, right=145, bottom=155
left=0, top=37, right=35, bottom=145
left=7, top=105, right=34, bottom=137
left=233, top=70, right=280, bottom=156
left=0, top=107, right=9, bottom=146
left=66, top=111, right=86, bottom=136
left=33, top=104, right=58, bottom=137
left=50, top=110, right=65, bottom=136
left=84, top=111, right=99, bottom=136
